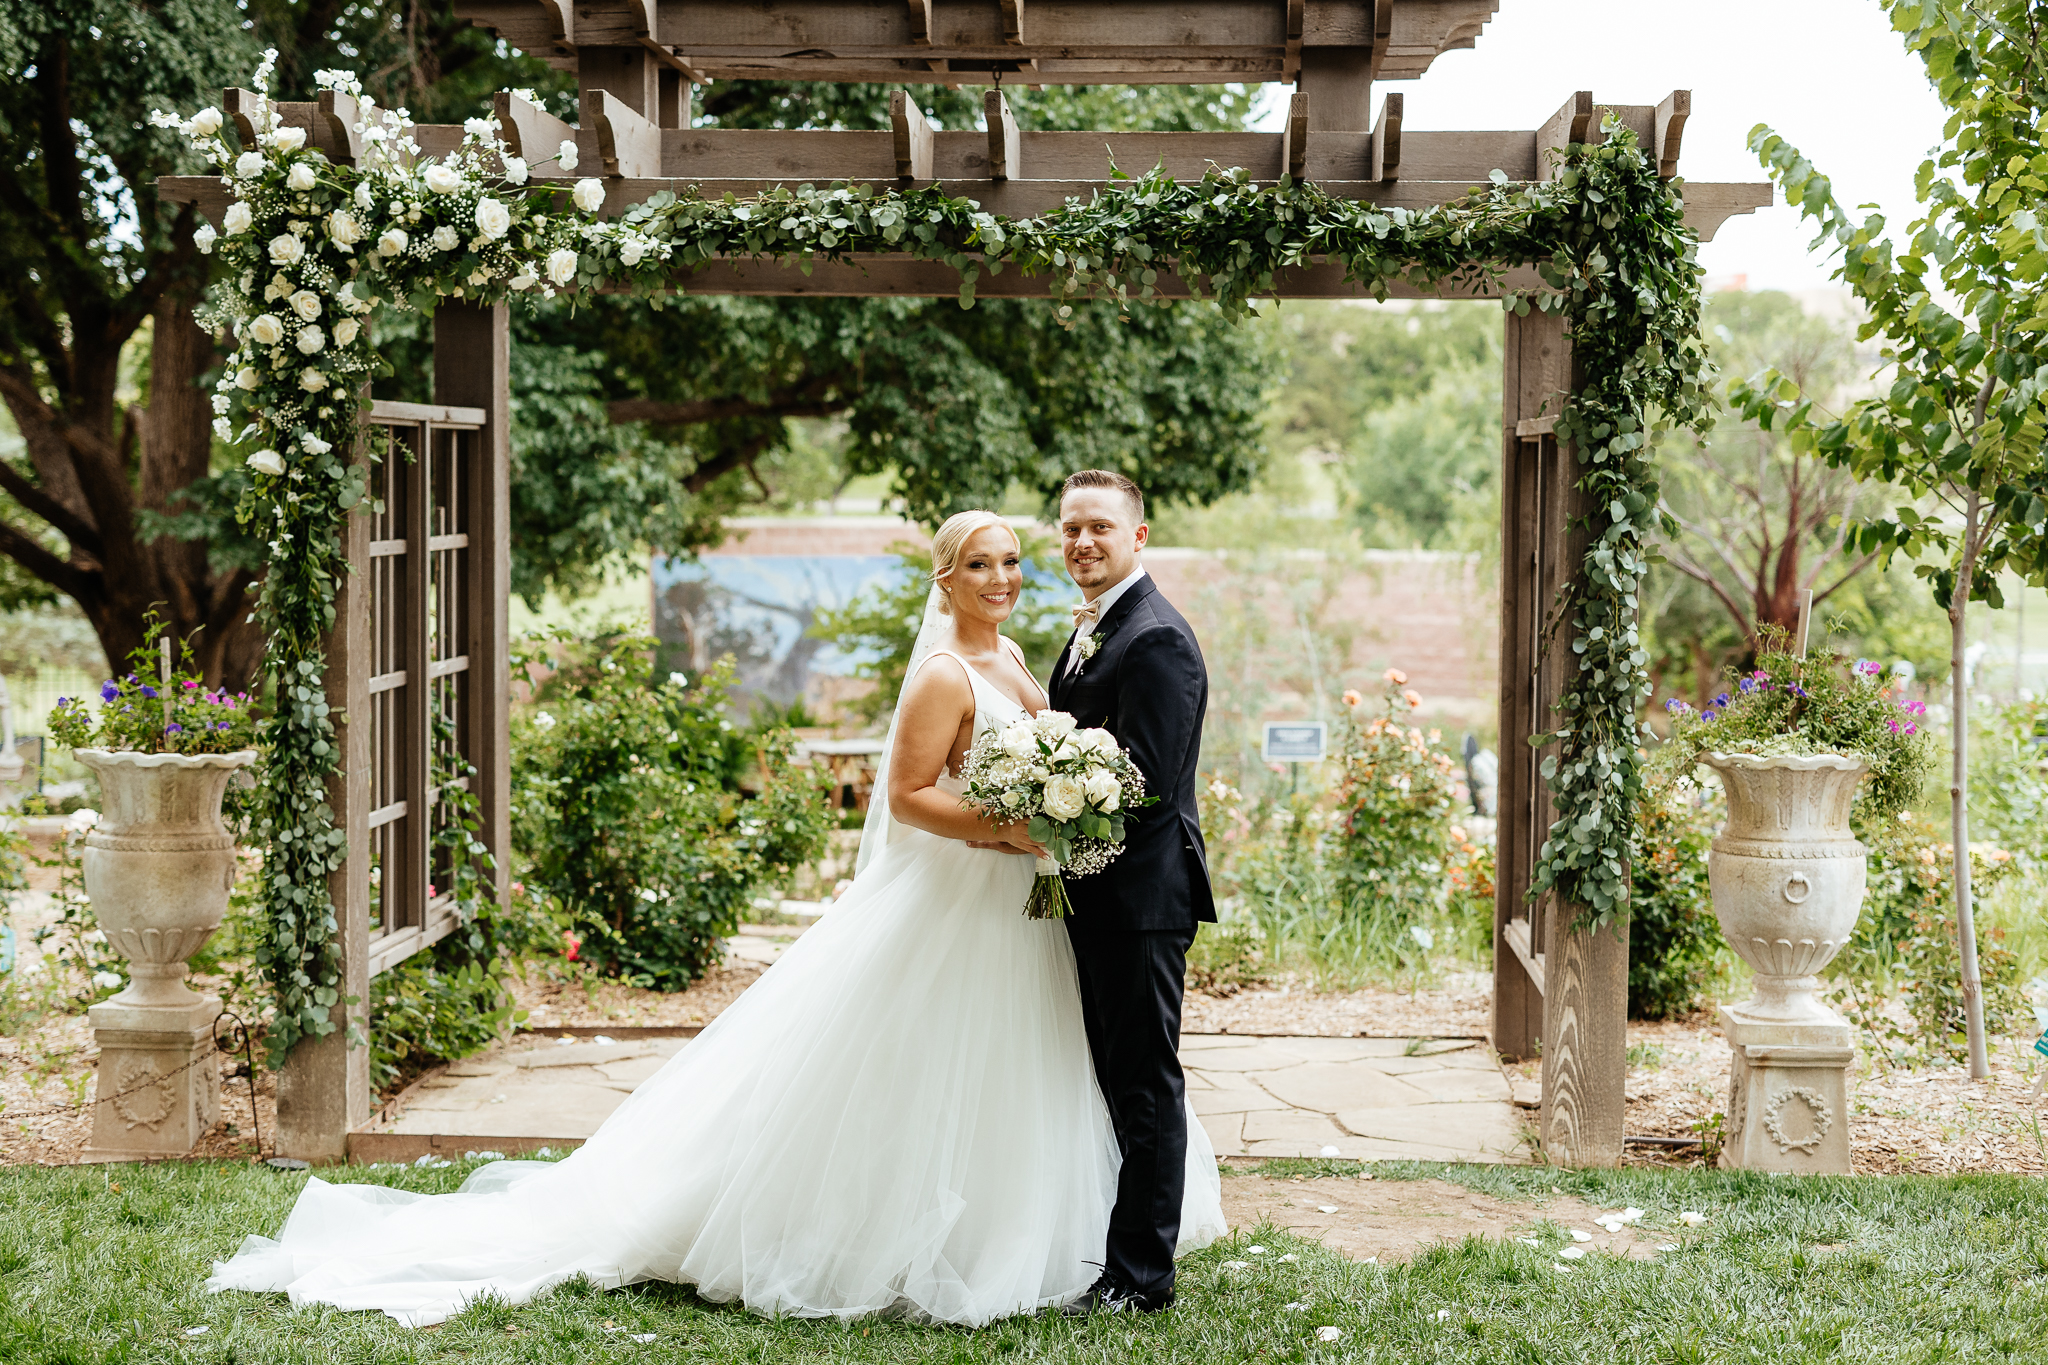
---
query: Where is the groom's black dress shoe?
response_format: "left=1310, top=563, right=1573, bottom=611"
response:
left=1060, top=1274, right=1175, bottom=1317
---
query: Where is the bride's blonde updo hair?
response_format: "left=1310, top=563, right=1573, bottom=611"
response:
left=929, top=510, right=1015, bottom=615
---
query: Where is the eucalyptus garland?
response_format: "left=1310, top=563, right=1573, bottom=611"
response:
left=155, top=58, right=1702, bottom=1059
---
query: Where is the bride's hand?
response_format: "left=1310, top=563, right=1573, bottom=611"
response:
left=973, top=820, right=1047, bottom=859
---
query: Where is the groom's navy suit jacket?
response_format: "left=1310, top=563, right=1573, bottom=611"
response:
left=1049, top=573, right=1216, bottom=932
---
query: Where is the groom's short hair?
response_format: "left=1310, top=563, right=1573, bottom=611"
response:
left=1059, top=469, right=1145, bottom=525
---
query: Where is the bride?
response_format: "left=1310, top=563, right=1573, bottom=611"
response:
left=207, top=509, right=1225, bottom=1328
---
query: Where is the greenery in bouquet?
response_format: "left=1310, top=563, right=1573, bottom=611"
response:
left=47, top=625, right=261, bottom=757
left=958, top=710, right=1153, bottom=919
left=1652, top=644, right=1935, bottom=821
left=510, top=635, right=833, bottom=990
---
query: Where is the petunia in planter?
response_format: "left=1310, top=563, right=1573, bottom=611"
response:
left=47, top=639, right=261, bottom=1010
left=1655, top=645, right=1932, bottom=1172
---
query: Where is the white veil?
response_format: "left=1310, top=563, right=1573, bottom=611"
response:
left=855, top=582, right=950, bottom=875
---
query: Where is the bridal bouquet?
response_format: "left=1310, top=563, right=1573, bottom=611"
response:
left=958, top=711, right=1153, bottom=919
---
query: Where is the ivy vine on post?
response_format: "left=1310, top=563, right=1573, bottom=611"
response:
left=153, top=56, right=1709, bottom=1060
left=1733, top=0, right=2048, bottom=1081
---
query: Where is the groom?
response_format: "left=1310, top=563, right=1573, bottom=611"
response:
left=1049, top=470, right=1214, bottom=1315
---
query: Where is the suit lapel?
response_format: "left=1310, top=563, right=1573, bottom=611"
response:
left=1051, top=628, right=1080, bottom=705
left=1086, top=574, right=1156, bottom=653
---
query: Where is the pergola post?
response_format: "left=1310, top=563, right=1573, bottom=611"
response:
left=1492, top=305, right=1629, bottom=1164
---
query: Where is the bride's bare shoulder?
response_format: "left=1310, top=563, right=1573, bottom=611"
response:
left=896, top=651, right=974, bottom=716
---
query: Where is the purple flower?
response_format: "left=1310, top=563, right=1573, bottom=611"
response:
left=1713, top=692, right=1732, bottom=708
left=1665, top=698, right=1690, bottom=714
left=1702, top=709, right=1720, bottom=721
left=165, top=723, right=183, bottom=734
left=215, top=721, right=231, bottom=731
left=1904, top=722, right=1918, bottom=735
left=1907, top=700, right=1927, bottom=716
left=1790, top=683, right=1810, bottom=699
left=139, top=685, right=158, bottom=699
left=1888, top=719, right=1901, bottom=733
left=99, top=681, right=119, bottom=702
left=1855, top=659, right=1881, bottom=678
left=1739, top=677, right=1759, bottom=694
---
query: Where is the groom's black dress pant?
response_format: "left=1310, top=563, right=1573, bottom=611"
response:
left=1065, top=919, right=1197, bottom=1298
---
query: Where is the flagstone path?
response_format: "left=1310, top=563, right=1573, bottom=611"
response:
left=360, top=1029, right=1531, bottom=1165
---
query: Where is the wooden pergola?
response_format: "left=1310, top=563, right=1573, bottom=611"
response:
left=164, top=0, right=1771, bottom=1165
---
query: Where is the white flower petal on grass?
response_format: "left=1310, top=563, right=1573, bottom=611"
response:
left=1319, top=1145, right=1340, bottom=1157
left=1316, top=1327, right=1343, bottom=1343
left=1316, top=1205, right=1338, bottom=1214
left=1679, top=1211, right=1707, bottom=1227
left=1656, top=1244, right=1679, bottom=1252
left=1361, top=1256, right=1377, bottom=1265
left=1569, top=1230, right=1592, bottom=1243
left=1246, top=1245, right=1266, bottom=1256
left=183, top=1326, right=210, bottom=1337
left=1517, top=1237, right=1540, bottom=1246
left=1434, top=1308, right=1452, bottom=1321
left=1558, top=1246, right=1586, bottom=1260
left=1552, top=1263, right=1574, bottom=1274
left=1278, top=1253, right=1298, bottom=1263
left=1285, top=1302, right=1306, bottom=1312
left=1220, top=1260, right=1250, bottom=1270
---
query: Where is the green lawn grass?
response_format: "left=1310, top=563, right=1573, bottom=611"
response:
left=3, top=1156, right=2046, bottom=1363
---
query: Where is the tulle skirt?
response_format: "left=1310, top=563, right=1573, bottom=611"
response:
left=207, top=827, right=1226, bottom=1327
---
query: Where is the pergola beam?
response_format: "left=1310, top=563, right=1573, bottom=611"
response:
left=451, top=0, right=1498, bottom=86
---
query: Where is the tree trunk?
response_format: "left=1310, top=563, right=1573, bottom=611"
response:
left=1949, top=488, right=1990, bottom=1081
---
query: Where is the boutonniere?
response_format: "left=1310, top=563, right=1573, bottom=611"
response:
left=1077, top=634, right=1102, bottom=667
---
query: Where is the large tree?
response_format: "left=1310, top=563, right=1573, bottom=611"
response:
left=0, top=0, right=543, bottom=684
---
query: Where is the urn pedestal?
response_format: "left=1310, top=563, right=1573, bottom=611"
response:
left=1701, top=751, right=1868, bottom=1176
left=73, top=748, right=256, bottom=1162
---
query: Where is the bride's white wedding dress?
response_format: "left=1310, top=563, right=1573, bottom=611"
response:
left=208, top=651, right=1225, bottom=1327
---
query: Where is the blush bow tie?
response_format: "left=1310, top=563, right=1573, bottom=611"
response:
left=1070, top=600, right=1101, bottom=626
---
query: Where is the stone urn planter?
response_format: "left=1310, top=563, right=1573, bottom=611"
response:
left=1699, top=750, right=1868, bottom=1175
left=74, top=746, right=257, bottom=1160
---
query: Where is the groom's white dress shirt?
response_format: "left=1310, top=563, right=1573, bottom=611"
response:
left=1064, top=564, right=1147, bottom=677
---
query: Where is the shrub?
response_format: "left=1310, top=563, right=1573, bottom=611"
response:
left=46, top=621, right=260, bottom=755
left=512, top=635, right=833, bottom=991
left=1331, top=670, right=1460, bottom=920
left=1626, top=786, right=1725, bottom=1020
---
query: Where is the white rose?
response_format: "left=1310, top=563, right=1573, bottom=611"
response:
left=296, top=325, right=326, bottom=354
left=556, top=138, right=579, bottom=171
left=474, top=196, right=511, bottom=239
left=572, top=178, right=605, bottom=213
left=286, top=162, right=317, bottom=192
left=189, top=107, right=223, bottom=138
left=1053, top=740, right=1082, bottom=764
left=502, top=155, right=529, bottom=185
left=1082, top=769, right=1121, bottom=811
left=509, top=271, right=537, bottom=291
left=247, top=313, right=285, bottom=345
left=377, top=227, right=408, bottom=256
left=288, top=289, right=321, bottom=321
left=431, top=225, right=460, bottom=252
left=463, top=116, right=494, bottom=139
left=234, top=151, right=266, bottom=179
left=193, top=222, right=217, bottom=254
left=246, top=449, right=286, bottom=477
left=223, top=202, right=253, bottom=235
left=1002, top=789, right=1025, bottom=808
left=424, top=163, right=465, bottom=195
left=299, top=366, right=328, bottom=392
left=354, top=181, right=374, bottom=210
left=267, top=232, right=304, bottom=266
left=999, top=721, right=1039, bottom=761
left=233, top=366, right=261, bottom=390
left=619, top=235, right=646, bottom=266
left=271, top=127, right=306, bottom=153
left=300, top=433, right=333, bottom=455
left=327, top=210, right=363, bottom=245
left=332, top=317, right=359, bottom=346
left=1033, top=710, right=1078, bottom=742
left=546, top=247, right=579, bottom=285
left=1042, top=774, right=1087, bottom=822
left=1080, top=727, right=1119, bottom=758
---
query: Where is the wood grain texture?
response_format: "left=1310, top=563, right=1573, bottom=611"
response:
left=891, top=91, right=934, bottom=180
left=1370, top=91, right=1403, bottom=181
left=1655, top=89, right=1690, bottom=179
left=1281, top=91, right=1311, bottom=179
left=580, top=88, right=662, bottom=178
left=985, top=89, right=1021, bottom=180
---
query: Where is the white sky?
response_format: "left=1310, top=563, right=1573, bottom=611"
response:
left=1255, top=0, right=1950, bottom=293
